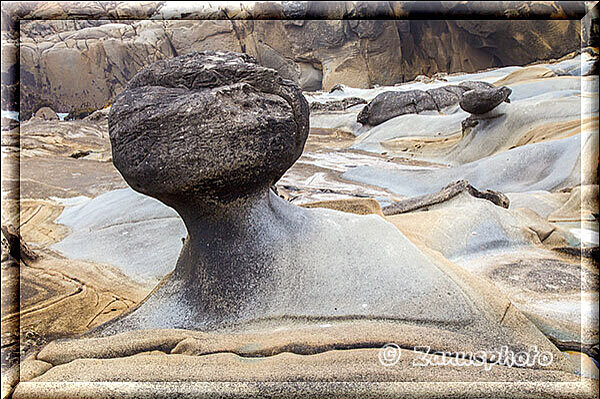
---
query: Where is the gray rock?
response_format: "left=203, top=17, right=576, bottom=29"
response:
left=281, top=1, right=307, bottom=20
left=357, top=89, right=437, bottom=126
left=425, top=86, right=463, bottom=109
left=309, top=97, right=366, bottom=113
left=357, top=81, right=496, bottom=126
left=460, top=86, right=512, bottom=115
left=457, top=80, right=495, bottom=91
left=297, top=62, right=323, bottom=91
left=109, top=51, right=309, bottom=207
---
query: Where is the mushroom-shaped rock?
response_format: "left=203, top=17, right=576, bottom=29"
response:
left=109, top=51, right=308, bottom=207
left=459, top=86, right=512, bottom=115
left=96, top=52, right=570, bottom=374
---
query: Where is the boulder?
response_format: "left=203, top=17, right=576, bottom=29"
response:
left=357, top=90, right=437, bottom=126
left=109, top=51, right=309, bottom=203
left=459, top=86, right=512, bottom=115
left=357, top=81, right=497, bottom=126
left=33, top=107, right=59, bottom=121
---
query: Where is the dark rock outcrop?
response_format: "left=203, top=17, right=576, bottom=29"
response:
left=357, top=81, right=495, bottom=126
left=109, top=51, right=308, bottom=205
left=357, top=90, right=436, bottom=126
left=459, top=87, right=512, bottom=115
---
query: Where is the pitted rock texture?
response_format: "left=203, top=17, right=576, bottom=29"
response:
left=109, top=51, right=308, bottom=204
left=309, top=97, right=367, bottom=113
left=460, top=86, right=513, bottom=115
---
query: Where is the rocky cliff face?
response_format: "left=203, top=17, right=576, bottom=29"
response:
left=2, top=1, right=583, bottom=118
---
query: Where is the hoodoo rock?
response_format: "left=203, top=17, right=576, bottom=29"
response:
left=96, top=53, right=572, bottom=380
left=109, top=51, right=309, bottom=205
left=106, top=52, right=496, bottom=334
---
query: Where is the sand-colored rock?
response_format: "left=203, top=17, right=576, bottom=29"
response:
left=19, top=359, right=52, bottom=382
left=37, top=329, right=193, bottom=366
left=3, top=250, right=150, bottom=340
left=24, top=349, right=583, bottom=384
left=549, top=185, right=599, bottom=222
left=301, top=198, right=383, bottom=216
left=493, top=65, right=557, bottom=86
left=11, top=326, right=598, bottom=398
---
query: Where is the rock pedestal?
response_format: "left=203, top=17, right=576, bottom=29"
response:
left=104, top=52, right=485, bottom=337
left=92, top=53, right=562, bottom=379
left=99, top=53, right=554, bottom=353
